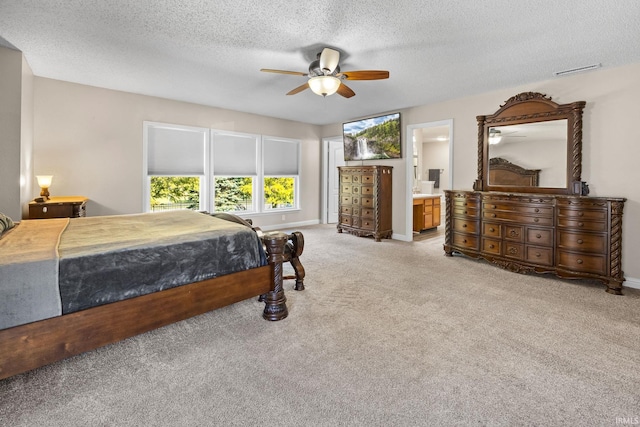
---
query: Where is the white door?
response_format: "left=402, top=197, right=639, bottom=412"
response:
left=328, top=139, right=345, bottom=223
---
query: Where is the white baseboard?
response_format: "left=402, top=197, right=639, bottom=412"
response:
left=260, top=219, right=320, bottom=232
left=624, top=276, right=640, bottom=290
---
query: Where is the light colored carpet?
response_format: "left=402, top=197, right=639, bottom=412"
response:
left=1, top=224, right=639, bottom=426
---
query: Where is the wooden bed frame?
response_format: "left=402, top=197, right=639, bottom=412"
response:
left=488, top=157, right=540, bottom=187
left=0, top=231, right=304, bottom=380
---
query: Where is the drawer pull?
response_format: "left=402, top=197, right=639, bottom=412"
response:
left=43, top=207, right=48, bottom=213
left=489, top=227, right=495, bottom=232
left=578, top=212, right=584, bottom=217
left=577, top=239, right=584, bottom=244
left=535, top=252, right=541, bottom=258
left=463, top=210, right=467, bottom=214
left=462, top=224, right=467, bottom=228
left=578, top=222, right=584, bottom=227
left=509, top=230, right=519, bottom=237
left=577, top=259, right=583, bottom=264
left=489, top=244, right=495, bottom=249
left=463, top=239, right=467, bottom=243
left=534, top=208, right=540, bottom=213
left=536, top=234, right=542, bottom=239
left=491, top=213, right=496, bottom=218
left=534, top=218, right=539, bottom=223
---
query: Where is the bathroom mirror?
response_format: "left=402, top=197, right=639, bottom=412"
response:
left=474, top=92, right=587, bottom=195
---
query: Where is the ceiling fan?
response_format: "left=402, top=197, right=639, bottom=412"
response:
left=489, top=128, right=526, bottom=144
left=260, top=47, right=389, bottom=98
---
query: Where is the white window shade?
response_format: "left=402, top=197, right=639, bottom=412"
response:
left=212, top=131, right=258, bottom=175
left=263, top=137, right=300, bottom=175
left=148, top=126, right=206, bottom=175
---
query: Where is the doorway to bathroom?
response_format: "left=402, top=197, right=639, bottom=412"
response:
left=405, top=120, right=453, bottom=241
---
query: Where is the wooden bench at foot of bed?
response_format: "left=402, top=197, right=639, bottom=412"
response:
left=0, top=231, right=300, bottom=380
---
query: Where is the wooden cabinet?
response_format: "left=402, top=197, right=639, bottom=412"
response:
left=413, top=195, right=441, bottom=232
left=444, top=191, right=626, bottom=294
left=337, top=166, right=392, bottom=241
left=29, top=196, right=88, bottom=219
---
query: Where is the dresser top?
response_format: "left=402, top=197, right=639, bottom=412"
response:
left=29, top=196, right=88, bottom=205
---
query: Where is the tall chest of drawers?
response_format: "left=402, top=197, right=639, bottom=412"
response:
left=337, top=165, right=392, bottom=242
left=444, top=191, right=626, bottom=294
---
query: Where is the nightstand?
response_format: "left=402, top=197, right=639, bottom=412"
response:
left=29, top=196, right=88, bottom=219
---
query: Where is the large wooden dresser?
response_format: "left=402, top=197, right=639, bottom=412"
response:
left=337, top=165, right=392, bottom=241
left=444, top=191, right=626, bottom=294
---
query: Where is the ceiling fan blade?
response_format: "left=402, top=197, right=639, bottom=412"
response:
left=336, top=82, right=355, bottom=98
left=319, top=48, right=340, bottom=74
left=286, top=83, right=310, bottom=95
left=340, top=70, right=390, bottom=80
left=260, top=68, right=307, bottom=76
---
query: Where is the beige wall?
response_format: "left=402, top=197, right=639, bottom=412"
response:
left=33, top=78, right=322, bottom=228
left=322, top=62, right=640, bottom=283
left=25, top=60, right=640, bottom=283
left=0, top=47, right=24, bottom=219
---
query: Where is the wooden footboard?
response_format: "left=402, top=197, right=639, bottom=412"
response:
left=0, top=231, right=292, bottom=380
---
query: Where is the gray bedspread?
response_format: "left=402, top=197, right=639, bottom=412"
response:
left=0, top=219, right=68, bottom=330
left=0, top=210, right=265, bottom=330
left=58, top=210, right=265, bottom=313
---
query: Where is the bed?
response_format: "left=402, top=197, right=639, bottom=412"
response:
left=488, top=157, right=540, bottom=186
left=0, top=210, right=304, bottom=380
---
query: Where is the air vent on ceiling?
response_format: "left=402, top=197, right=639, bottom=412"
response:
left=553, top=63, right=601, bottom=77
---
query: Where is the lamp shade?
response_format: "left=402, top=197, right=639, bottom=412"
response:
left=308, top=76, right=341, bottom=97
left=36, top=175, right=53, bottom=188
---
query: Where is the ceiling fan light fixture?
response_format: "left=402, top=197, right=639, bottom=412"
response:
left=308, top=76, right=341, bottom=97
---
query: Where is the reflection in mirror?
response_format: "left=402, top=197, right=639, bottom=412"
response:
left=488, top=120, right=567, bottom=188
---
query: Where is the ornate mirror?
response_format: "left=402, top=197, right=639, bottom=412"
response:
left=474, top=92, right=587, bottom=195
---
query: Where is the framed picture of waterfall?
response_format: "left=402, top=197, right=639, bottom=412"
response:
left=342, top=112, right=401, bottom=161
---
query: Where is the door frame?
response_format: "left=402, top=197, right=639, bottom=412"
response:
left=321, top=136, right=343, bottom=224
left=404, top=119, right=454, bottom=240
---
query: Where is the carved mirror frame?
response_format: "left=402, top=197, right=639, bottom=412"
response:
left=473, top=92, right=587, bottom=195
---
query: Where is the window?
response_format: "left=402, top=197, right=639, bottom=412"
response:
left=211, top=130, right=259, bottom=213
left=143, top=123, right=209, bottom=212
left=262, top=136, right=300, bottom=210
left=143, top=123, right=300, bottom=215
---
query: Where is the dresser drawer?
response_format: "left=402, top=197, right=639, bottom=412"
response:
left=558, top=231, right=607, bottom=253
left=504, top=243, right=524, bottom=260
left=453, top=196, right=479, bottom=209
left=361, top=196, right=374, bottom=208
left=339, top=215, right=352, bottom=226
left=482, top=238, right=501, bottom=255
left=557, top=218, right=607, bottom=232
left=453, top=218, right=479, bottom=233
left=341, top=174, right=353, bottom=183
left=453, top=233, right=479, bottom=249
left=558, top=251, right=607, bottom=275
left=504, top=225, right=524, bottom=242
left=526, top=228, right=553, bottom=246
left=558, top=208, right=607, bottom=221
left=525, top=246, right=553, bottom=266
left=341, top=196, right=355, bottom=205
left=359, top=218, right=375, bottom=230
left=483, top=202, right=553, bottom=216
left=483, top=210, right=553, bottom=226
left=360, top=185, right=374, bottom=196
left=341, top=206, right=352, bottom=215
left=361, top=173, right=375, bottom=184
left=341, top=184, right=353, bottom=194
left=454, top=207, right=479, bottom=217
left=483, top=222, right=501, bottom=237
left=361, top=207, right=374, bottom=218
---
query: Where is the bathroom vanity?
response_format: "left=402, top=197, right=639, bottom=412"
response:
left=413, top=194, right=441, bottom=232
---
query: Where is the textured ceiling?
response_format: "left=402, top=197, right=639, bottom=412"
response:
left=1, top=1, right=639, bottom=125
